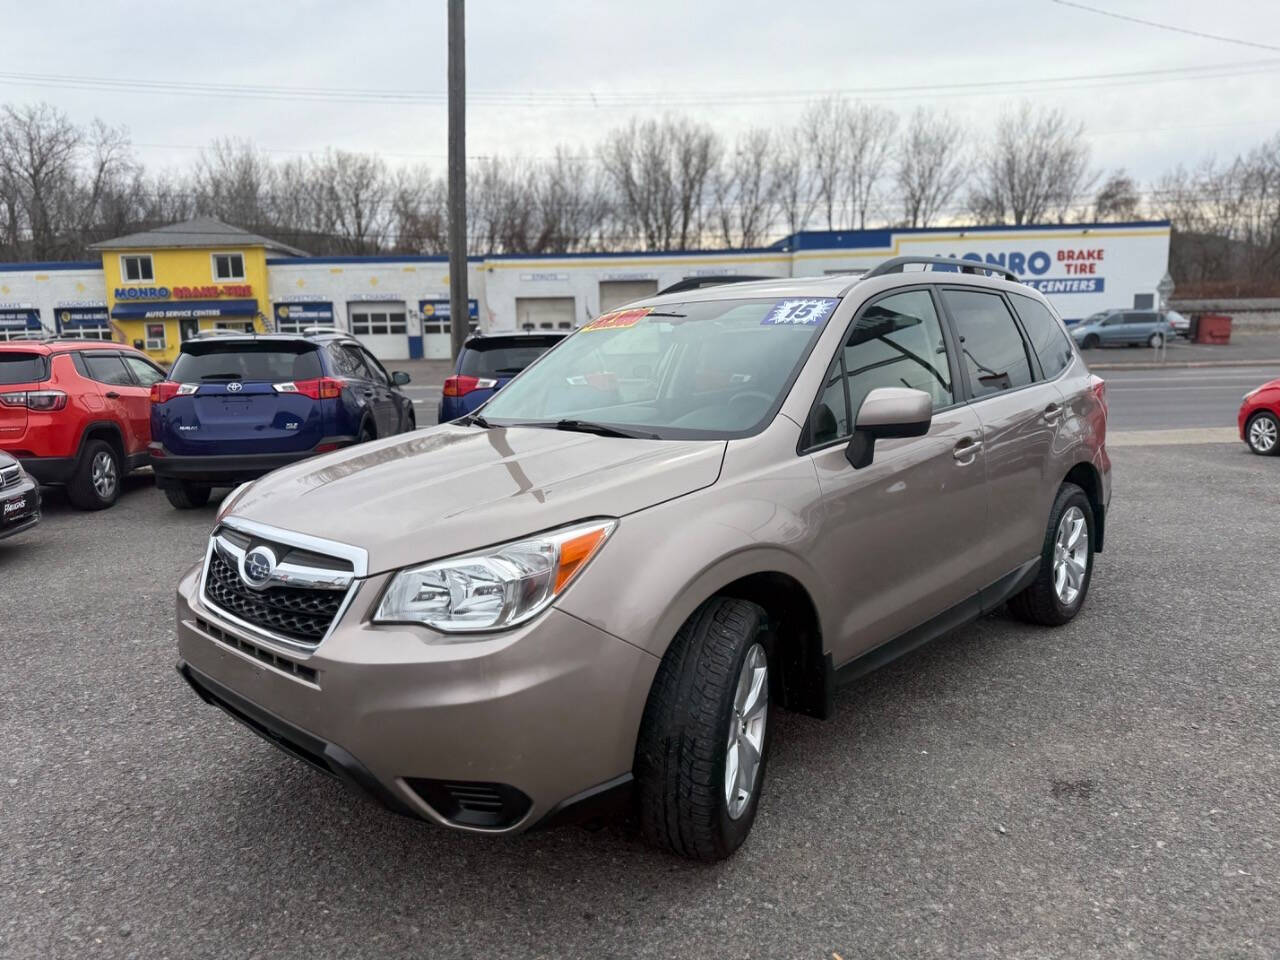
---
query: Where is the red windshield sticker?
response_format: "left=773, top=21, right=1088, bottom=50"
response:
left=582, top=306, right=652, bottom=332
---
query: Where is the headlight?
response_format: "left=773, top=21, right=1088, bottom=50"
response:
left=374, top=519, right=616, bottom=635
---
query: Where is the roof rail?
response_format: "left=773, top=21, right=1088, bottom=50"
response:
left=864, top=256, right=1018, bottom=283
left=302, top=326, right=359, bottom=341
left=656, top=275, right=777, bottom=296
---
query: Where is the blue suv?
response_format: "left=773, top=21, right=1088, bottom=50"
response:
left=437, top=331, right=566, bottom=422
left=150, top=331, right=415, bottom=509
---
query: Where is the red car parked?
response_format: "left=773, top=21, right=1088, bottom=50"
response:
left=1239, top=377, right=1280, bottom=456
left=0, top=339, right=167, bottom=509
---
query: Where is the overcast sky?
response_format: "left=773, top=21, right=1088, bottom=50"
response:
left=4, top=0, right=1278, bottom=196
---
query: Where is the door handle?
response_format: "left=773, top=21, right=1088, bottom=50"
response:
left=1042, top=402, right=1063, bottom=423
left=105, top=391, right=120, bottom=399
left=953, top=437, right=982, bottom=462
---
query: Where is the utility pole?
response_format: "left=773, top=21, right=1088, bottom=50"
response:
left=447, top=0, right=469, bottom=360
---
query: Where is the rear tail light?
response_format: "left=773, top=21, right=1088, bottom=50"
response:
left=281, top=377, right=345, bottom=400
left=442, top=375, right=498, bottom=397
left=150, top=382, right=198, bottom=403
left=1089, top=374, right=1107, bottom=411
left=0, top=390, right=68, bottom=411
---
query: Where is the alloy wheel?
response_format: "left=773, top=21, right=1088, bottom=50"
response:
left=1250, top=415, right=1278, bottom=453
left=1052, top=506, right=1088, bottom=606
left=91, top=451, right=118, bottom=500
left=724, top=642, right=768, bottom=820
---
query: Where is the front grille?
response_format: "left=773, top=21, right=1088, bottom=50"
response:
left=0, top=464, right=20, bottom=489
left=203, top=548, right=347, bottom=646
left=195, top=616, right=318, bottom=684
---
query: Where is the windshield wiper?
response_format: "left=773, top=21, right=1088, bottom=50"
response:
left=460, top=413, right=493, bottom=429
left=533, top=419, right=661, bottom=440
left=200, top=372, right=243, bottom=381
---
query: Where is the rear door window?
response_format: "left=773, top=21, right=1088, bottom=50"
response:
left=941, top=289, right=1033, bottom=398
left=122, top=355, right=166, bottom=386
left=459, top=337, right=563, bottom=377
left=1009, top=293, right=1074, bottom=380
left=0, top=352, right=48, bottom=385
left=170, top=343, right=323, bottom=382
left=82, top=353, right=134, bottom=386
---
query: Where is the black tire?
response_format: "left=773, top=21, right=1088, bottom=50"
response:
left=1245, top=411, right=1280, bottom=456
left=1082, top=334, right=1100, bottom=350
left=406, top=409, right=417, bottom=432
left=164, top=482, right=212, bottom=510
left=358, top=419, right=376, bottom=444
left=635, top=596, right=774, bottom=861
left=1008, top=482, right=1095, bottom=627
left=66, top=438, right=121, bottom=511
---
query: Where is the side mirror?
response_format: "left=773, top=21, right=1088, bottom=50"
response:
left=392, top=371, right=411, bottom=386
left=846, top=387, right=933, bottom=469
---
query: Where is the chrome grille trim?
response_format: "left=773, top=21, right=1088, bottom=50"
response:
left=197, top=517, right=368, bottom=653
left=0, top=464, right=20, bottom=489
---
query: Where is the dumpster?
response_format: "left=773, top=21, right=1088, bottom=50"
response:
left=1195, top=313, right=1232, bottom=344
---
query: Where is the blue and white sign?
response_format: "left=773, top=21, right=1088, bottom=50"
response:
left=0, top=307, right=41, bottom=330
left=114, top=286, right=170, bottom=300
left=420, top=298, right=479, bottom=320
left=274, top=301, right=334, bottom=324
left=761, top=298, right=838, bottom=326
left=57, top=305, right=110, bottom=329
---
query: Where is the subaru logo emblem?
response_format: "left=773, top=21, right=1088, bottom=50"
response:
left=241, top=546, right=276, bottom=588
left=227, top=381, right=243, bottom=393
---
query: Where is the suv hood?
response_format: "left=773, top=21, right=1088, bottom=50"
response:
left=224, top=424, right=726, bottom=574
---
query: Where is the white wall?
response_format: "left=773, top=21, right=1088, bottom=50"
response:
left=0, top=265, right=107, bottom=336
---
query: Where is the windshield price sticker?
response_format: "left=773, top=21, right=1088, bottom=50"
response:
left=582, top=306, right=653, bottom=332
left=761, top=298, right=838, bottom=326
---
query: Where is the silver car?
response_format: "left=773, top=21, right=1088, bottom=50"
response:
left=175, top=256, right=1110, bottom=860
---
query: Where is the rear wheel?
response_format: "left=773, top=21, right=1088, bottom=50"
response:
left=635, top=596, right=773, bottom=861
left=358, top=419, right=376, bottom=444
left=1009, top=482, right=1094, bottom=626
left=1148, top=332, right=1165, bottom=348
left=164, top=482, right=212, bottom=510
left=1246, top=412, right=1279, bottom=456
left=1082, top=334, right=1100, bottom=349
left=66, top=439, right=120, bottom=510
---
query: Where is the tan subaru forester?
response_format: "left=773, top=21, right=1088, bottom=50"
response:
left=176, top=256, right=1110, bottom=860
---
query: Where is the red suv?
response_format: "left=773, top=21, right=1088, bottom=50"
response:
left=0, top=339, right=167, bottom=509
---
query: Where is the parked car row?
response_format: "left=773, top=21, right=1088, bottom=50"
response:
left=1070, top=309, right=1177, bottom=349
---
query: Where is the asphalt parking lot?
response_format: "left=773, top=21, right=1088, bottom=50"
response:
left=4, top=412, right=1279, bottom=958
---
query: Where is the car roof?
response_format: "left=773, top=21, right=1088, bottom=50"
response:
left=465, top=331, right=567, bottom=346
left=0, top=339, right=144, bottom=355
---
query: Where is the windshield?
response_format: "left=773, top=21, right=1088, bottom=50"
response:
left=479, top=297, right=838, bottom=438
left=460, top=336, right=564, bottom=377
left=169, top=342, right=323, bottom=382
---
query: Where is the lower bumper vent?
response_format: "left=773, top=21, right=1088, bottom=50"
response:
left=196, top=616, right=318, bottom=684
left=405, top=778, right=532, bottom=829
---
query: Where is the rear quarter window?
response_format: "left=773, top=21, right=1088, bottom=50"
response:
left=170, top=343, right=323, bottom=382
left=0, top=352, right=48, bottom=385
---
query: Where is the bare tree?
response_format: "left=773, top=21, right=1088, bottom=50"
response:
left=772, top=135, right=819, bottom=237
left=802, top=98, right=848, bottom=230
left=0, top=103, right=87, bottom=259
left=313, top=149, right=393, bottom=253
left=712, top=129, right=779, bottom=248
left=968, top=103, right=1094, bottom=226
left=535, top=147, right=612, bottom=253
left=897, top=108, right=966, bottom=228
left=192, top=138, right=274, bottom=231
left=1093, top=169, right=1141, bottom=222
left=842, top=104, right=898, bottom=230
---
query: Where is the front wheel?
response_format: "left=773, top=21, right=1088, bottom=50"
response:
left=635, top=597, right=773, bottom=861
left=1246, top=412, right=1279, bottom=456
left=1008, top=482, right=1095, bottom=626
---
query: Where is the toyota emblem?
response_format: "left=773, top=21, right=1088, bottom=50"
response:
left=242, top=546, right=277, bottom=587
left=227, top=381, right=243, bottom=393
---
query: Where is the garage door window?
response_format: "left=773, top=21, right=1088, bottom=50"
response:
left=351, top=310, right=407, bottom=336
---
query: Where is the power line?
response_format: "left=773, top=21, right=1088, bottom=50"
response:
left=0, top=57, right=1279, bottom=107
left=1049, top=0, right=1280, bottom=53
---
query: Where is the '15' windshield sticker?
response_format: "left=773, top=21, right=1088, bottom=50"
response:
left=582, top=306, right=653, bottom=332
left=761, top=298, right=839, bottom=326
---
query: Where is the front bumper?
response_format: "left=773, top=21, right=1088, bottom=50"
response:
left=150, top=439, right=356, bottom=487
left=0, top=475, right=41, bottom=540
left=175, top=562, right=658, bottom=833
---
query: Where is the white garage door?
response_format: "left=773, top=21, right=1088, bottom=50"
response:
left=599, top=280, right=658, bottom=313
left=348, top=302, right=409, bottom=361
left=516, top=297, right=575, bottom=331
